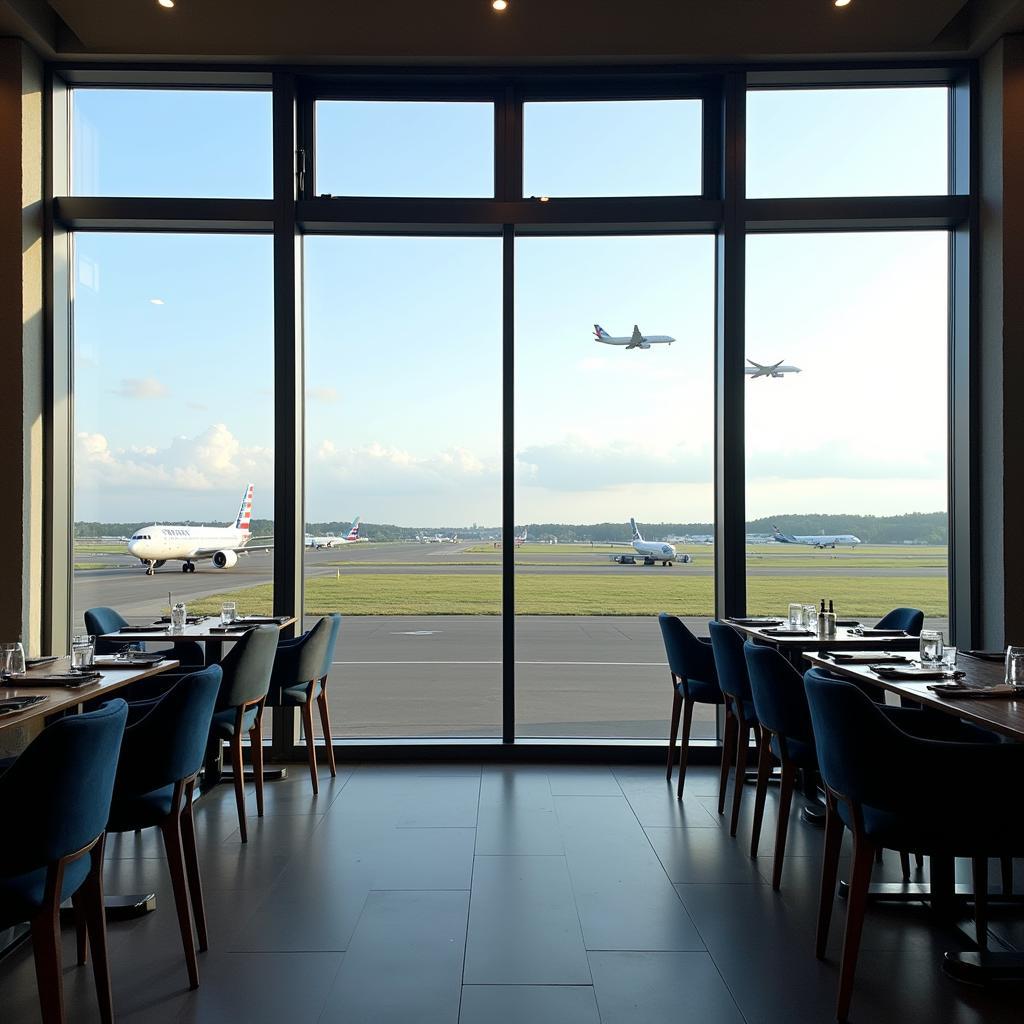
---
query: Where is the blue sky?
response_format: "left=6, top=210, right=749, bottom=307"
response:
left=71, top=87, right=950, bottom=527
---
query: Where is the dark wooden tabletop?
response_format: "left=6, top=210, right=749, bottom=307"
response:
left=0, top=657, right=181, bottom=732
left=104, top=616, right=296, bottom=644
left=802, top=652, right=1024, bottom=742
left=727, top=620, right=920, bottom=653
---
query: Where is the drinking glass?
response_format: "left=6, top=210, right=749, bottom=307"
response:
left=940, top=646, right=958, bottom=668
left=2, top=642, right=25, bottom=677
left=803, top=605, right=817, bottom=631
left=170, top=602, right=188, bottom=631
left=1006, top=646, right=1024, bottom=689
left=919, top=629, right=943, bottom=663
left=71, top=634, right=95, bottom=671
left=788, top=603, right=802, bottom=630
left=221, top=601, right=237, bottom=626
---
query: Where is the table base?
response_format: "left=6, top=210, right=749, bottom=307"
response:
left=942, top=950, right=1024, bottom=984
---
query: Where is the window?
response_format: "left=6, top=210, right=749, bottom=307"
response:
left=315, top=101, right=494, bottom=197
left=523, top=100, right=703, bottom=197
left=71, top=89, right=273, bottom=198
left=746, top=87, right=949, bottom=198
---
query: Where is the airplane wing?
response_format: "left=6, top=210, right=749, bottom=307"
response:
left=186, top=543, right=275, bottom=560
left=627, top=324, right=643, bottom=349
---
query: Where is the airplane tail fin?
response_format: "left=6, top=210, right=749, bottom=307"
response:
left=233, top=483, right=254, bottom=532
left=593, top=324, right=610, bottom=339
left=630, top=517, right=643, bottom=542
left=771, top=524, right=796, bottom=543
left=345, top=516, right=361, bottom=541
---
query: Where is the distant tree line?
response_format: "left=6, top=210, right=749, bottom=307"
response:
left=75, top=511, right=947, bottom=546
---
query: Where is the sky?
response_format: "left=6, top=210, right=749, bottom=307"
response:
left=71, top=87, right=950, bottom=527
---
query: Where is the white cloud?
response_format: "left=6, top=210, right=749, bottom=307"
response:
left=111, top=377, right=169, bottom=400
left=307, top=386, right=340, bottom=404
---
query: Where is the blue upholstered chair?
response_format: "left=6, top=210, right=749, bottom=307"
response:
left=209, top=625, right=278, bottom=842
left=658, top=613, right=723, bottom=801
left=709, top=621, right=760, bottom=834
left=107, top=667, right=222, bottom=990
left=743, top=642, right=819, bottom=888
left=266, top=614, right=341, bottom=793
left=0, top=700, right=128, bottom=1024
left=804, top=669, right=1024, bottom=1021
left=873, top=607, right=924, bottom=636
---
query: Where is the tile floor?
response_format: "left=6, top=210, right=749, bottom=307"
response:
left=0, top=762, right=1019, bottom=1023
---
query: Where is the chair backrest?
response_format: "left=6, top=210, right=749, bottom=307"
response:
left=0, top=700, right=127, bottom=875
left=803, top=669, right=907, bottom=809
left=708, top=621, right=752, bottom=704
left=114, top=666, right=222, bottom=799
left=85, top=606, right=137, bottom=654
left=874, top=607, right=924, bottom=636
left=216, top=625, right=279, bottom=710
left=295, top=615, right=337, bottom=685
left=744, top=641, right=814, bottom=743
left=657, top=613, right=717, bottom=688
left=319, top=613, right=342, bottom=678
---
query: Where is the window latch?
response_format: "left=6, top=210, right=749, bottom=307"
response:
left=296, top=148, right=307, bottom=195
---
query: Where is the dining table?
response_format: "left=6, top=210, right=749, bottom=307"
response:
left=803, top=648, right=1024, bottom=985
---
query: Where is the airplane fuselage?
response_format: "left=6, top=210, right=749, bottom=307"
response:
left=773, top=531, right=861, bottom=549
left=633, top=539, right=677, bottom=563
left=597, top=335, right=674, bottom=348
left=128, top=526, right=249, bottom=563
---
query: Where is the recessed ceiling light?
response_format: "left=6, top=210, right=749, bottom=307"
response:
left=834, top=0, right=851, bottom=7
left=158, top=0, right=175, bottom=8
left=492, top=1, right=508, bottom=11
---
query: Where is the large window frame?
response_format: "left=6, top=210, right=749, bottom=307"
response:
left=44, top=63, right=977, bottom=761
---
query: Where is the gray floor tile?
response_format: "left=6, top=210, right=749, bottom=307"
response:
left=464, top=856, right=591, bottom=984
left=477, top=767, right=563, bottom=855
left=646, top=826, right=767, bottom=884
left=613, top=768, right=720, bottom=828
left=547, top=767, right=622, bottom=796
left=459, top=985, right=600, bottom=1024
left=588, top=951, right=744, bottom=1024
left=321, top=772, right=481, bottom=829
left=318, top=891, right=468, bottom=1024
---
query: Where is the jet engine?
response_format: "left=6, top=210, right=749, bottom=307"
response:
left=212, top=550, right=238, bottom=569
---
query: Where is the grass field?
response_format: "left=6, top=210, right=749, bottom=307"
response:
left=189, top=572, right=948, bottom=618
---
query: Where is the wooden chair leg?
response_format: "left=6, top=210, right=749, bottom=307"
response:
left=899, top=851, right=911, bottom=881
left=717, top=705, right=736, bottom=813
left=229, top=733, right=247, bottom=843
left=730, top=714, right=750, bottom=838
left=836, top=831, right=875, bottom=1022
left=71, top=890, right=88, bottom=965
left=250, top=708, right=265, bottom=817
left=1001, top=855, right=1014, bottom=895
left=676, top=697, right=695, bottom=801
left=180, top=780, right=209, bottom=953
left=82, top=838, right=114, bottom=1024
left=161, top=814, right=200, bottom=990
left=666, top=687, right=682, bottom=781
left=973, top=857, right=989, bottom=951
left=750, top=726, right=772, bottom=858
left=30, top=863, right=66, bottom=1024
left=317, top=685, right=337, bottom=777
left=816, top=793, right=844, bottom=960
left=772, top=761, right=796, bottom=891
left=301, top=699, right=319, bottom=795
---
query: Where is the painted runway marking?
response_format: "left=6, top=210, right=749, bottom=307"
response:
left=334, top=660, right=662, bottom=666
left=390, top=630, right=440, bottom=635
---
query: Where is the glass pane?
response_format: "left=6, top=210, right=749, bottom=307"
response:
left=71, top=89, right=272, bottom=198
left=515, top=235, right=716, bottom=738
left=304, top=236, right=502, bottom=738
left=744, top=232, right=948, bottom=635
left=746, top=87, right=949, bottom=198
left=523, top=99, right=703, bottom=197
left=315, top=101, right=494, bottom=197
left=73, top=234, right=275, bottom=637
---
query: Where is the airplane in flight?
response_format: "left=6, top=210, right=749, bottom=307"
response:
left=610, top=518, right=690, bottom=566
left=126, top=483, right=273, bottom=575
left=593, top=324, right=675, bottom=350
left=745, top=358, right=802, bottom=379
left=305, top=517, right=364, bottom=549
left=771, top=525, right=861, bottom=549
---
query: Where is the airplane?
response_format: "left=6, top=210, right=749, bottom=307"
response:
left=745, top=358, right=801, bottom=379
left=305, top=517, right=363, bottom=549
left=514, top=526, right=528, bottom=547
left=593, top=324, right=675, bottom=349
left=609, top=518, right=689, bottom=566
left=771, top=525, right=861, bottom=549
left=126, top=483, right=273, bottom=575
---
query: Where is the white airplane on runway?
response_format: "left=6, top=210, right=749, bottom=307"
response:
left=609, top=518, right=689, bottom=566
left=126, top=484, right=273, bottom=575
left=771, top=525, right=861, bottom=549
left=745, top=358, right=801, bottom=378
left=593, top=324, right=675, bottom=349
left=305, top=517, right=363, bottom=549
left=514, top=526, right=528, bottom=547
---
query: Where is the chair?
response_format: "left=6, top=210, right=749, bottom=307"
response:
left=208, top=625, right=278, bottom=842
left=0, top=700, right=128, bottom=1024
left=708, top=621, right=760, bottom=835
left=803, top=669, right=1024, bottom=1021
left=106, top=667, right=222, bottom=990
left=873, top=607, right=924, bottom=636
left=266, top=614, right=341, bottom=794
left=658, top=613, right=723, bottom=801
left=85, top=605, right=204, bottom=665
left=743, top=641, right=819, bottom=889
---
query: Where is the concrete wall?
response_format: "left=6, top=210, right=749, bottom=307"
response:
left=0, top=37, right=43, bottom=654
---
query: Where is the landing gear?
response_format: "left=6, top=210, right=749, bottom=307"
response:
left=145, top=561, right=156, bottom=576
left=181, top=561, right=196, bottom=573
left=663, top=561, right=672, bottom=567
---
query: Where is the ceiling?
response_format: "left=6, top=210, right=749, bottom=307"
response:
left=2, top=0, right=1024, bottom=64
